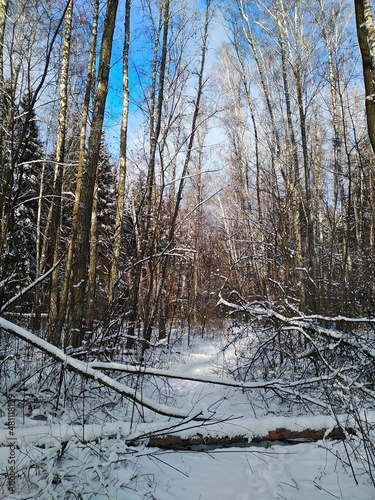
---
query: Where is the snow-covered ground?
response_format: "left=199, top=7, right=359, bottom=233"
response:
left=137, top=441, right=373, bottom=500
left=0, top=331, right=374, bottom=499
left=133, top=336, right=374, bottom=500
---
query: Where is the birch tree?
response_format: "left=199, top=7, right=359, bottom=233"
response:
left=55, top=0, right=99, bottom=342
left=0, top=0, right=69, bottom=307
left=48, top=0, right=73, bottom=345
left=143, top=0, right=212, bottom=343
left=108, top=0, right=132, bottom=306
left=0, top=0, right=7, bottom=84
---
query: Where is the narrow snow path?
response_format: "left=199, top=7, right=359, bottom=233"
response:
left=0, top=333, right=373, bottom=499
left=132, top=335, right=374, bottom=500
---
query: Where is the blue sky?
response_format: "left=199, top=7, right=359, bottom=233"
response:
left=103, top=0, right=228, bottom=160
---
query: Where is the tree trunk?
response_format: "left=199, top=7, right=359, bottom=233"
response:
left=108, top=0, right=131, bottom=305
left=0, top=0, right=8, bottom=84
left=67, top=0, right=119, bottom=348
left=275, top=0, right=305, bottom=308
left=141, top=0, right=171, bottom=344
left=238, top=0, right=282, bottom=182
left=55, top=0, right=99, bottom=343
left=192, top=134, right=204, bottom=327
left=146, top=426, right=347, bottom=449
left=86, top=179, right=99, bottom=334
left=144, top=0, right=211, bottom=344
left=355, top=0, right=375, bottom=154
left=48, top=0, right=73, bottom=345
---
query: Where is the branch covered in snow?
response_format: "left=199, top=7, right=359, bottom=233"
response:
left=0, top=317, right=211, bottom=421
left=0, top=259, right=63, bottom=314
left=88, top=360, right=336, bottom=409
left=218, top=294, right=375, bottom=407
left=218, top=294, right=375, bottom=361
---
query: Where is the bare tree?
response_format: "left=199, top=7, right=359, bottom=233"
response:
left=108, top=0, right=132, bottom=306
left=55, top=0, right=100, bottom=343
left=0, top=0, right=71, bottom=310
left=67, top=0, right=119, bottom=347
left=145, top=0, right=212, bottom=343
left=48, top=0, right=73, bottom=345
left=0, top=0, right=8, bottom=84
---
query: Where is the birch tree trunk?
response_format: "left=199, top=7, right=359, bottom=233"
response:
left=192, top=133, right=205, bottom=327
left=0, top=0, right=9, bottom=295
left=275, top=0, right=305, bottom=307
left=144, top=0, right=211, bottom=344
left=32, top=112, right=56, bottom=330
left=108, top=0, right=131, bottom=305
left=48, top=0, right=73, bottom=345
left=237, top=0, right=282, bottom=182
left=0, top=0, right=8, bottom=84
left=316, top=0, right=345, bottom=304
left=55, top=0, right=99, bottom=343
left=142, top=0, right=171, bottom=343
left=121, top=0, right=170, bottom=346
left=0, top=1, right=69, bottom=270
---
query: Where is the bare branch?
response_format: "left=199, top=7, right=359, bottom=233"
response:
left=0, top=259, right=63, bottom=314
left=0, top=317, right=210, bottom=421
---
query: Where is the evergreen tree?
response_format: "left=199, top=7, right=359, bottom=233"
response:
left=0, top=89, right=44, bottom=308
left=85, top=134, right=117, bottom=332
left=96, top=135, right=117, bottom=298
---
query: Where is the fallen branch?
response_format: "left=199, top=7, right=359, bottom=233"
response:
left=89, top=360, right=335, bottom=410
left=218, top=295, right=375, bottom=361
left=89, top=361, right=337, bottom=389
left=0, top=317, right=210, bottom=421
left=1, top=259, right=63, bottom=314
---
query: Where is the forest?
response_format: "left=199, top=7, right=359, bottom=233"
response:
left=0, top=0, right=374, bottom=498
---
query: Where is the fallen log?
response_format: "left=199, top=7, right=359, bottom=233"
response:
left=256, top=426, right=347, bottom=441
left=148, top=434, right=248, bottom=449
left=147, top=425, right=353, bottom=449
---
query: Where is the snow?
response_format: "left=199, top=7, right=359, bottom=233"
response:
left=88, top=360, right=336, bottom=391
left=126, top=336, right=374, bottom=499
left=0, top=324, right=374, bottom=499
left=0, top=412, right=349, bottom=450
left=137, top=442, right=373, bottom=500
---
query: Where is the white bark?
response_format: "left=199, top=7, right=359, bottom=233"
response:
left=363, top=0, right=375, bottom=80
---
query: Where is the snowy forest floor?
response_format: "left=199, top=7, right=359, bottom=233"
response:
left=0, top=327, right=374, bottom=499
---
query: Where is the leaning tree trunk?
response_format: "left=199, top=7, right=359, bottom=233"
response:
left=55, top=0, right=99, bottom=344
left=67, top=0, right=119, bottom=348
